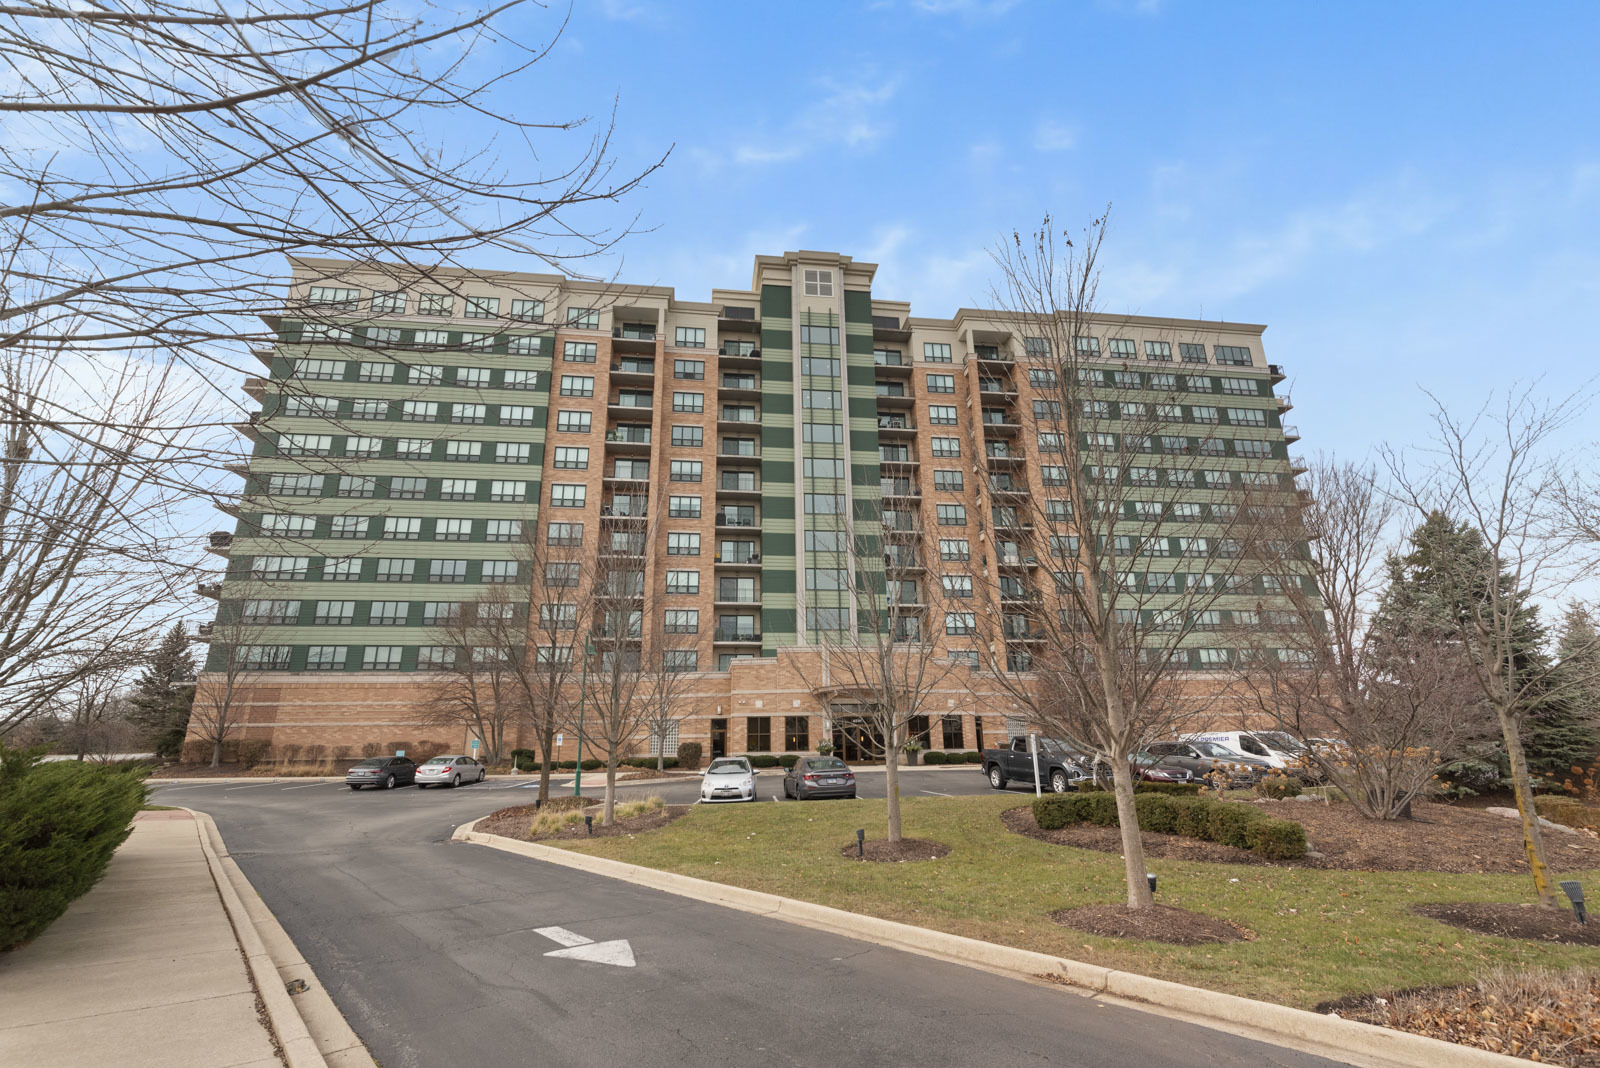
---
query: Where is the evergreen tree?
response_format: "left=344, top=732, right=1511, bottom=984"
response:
left=127, top=625, right=195, bottom=758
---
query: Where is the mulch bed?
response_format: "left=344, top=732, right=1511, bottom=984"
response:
left=1050, top=902, right=1250, bottom=944
left=473, top=802, right=691, bottom=841
left=1326, top=972, right=1600, bottom=1066
left=840, top=838, right=951, bottom=863
left=1412, top=903, right=1600, bottom=946
left=1003, top=799, right=1600, bottom=873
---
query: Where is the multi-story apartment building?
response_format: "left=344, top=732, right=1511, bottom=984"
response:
left=194, top=250, right=1304, bottom=762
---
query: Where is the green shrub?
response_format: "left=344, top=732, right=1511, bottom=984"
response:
left=749, top=754, right=781, bottom=768
left=1248, top=818, right=1309, bottom=860
left=778, top=754, right=800, bottom=769
left=963, top=751, right=982, bottom=764
left=1030, top=790, right=1307, bottom=860
left=922, top=750, right=947, bottom=765
left=676, top=741, right=703, bottom=771
left=1135, top=782, right=1204, bottom=796
left=579, top=758, right=602, bottom=771
left=1, top=756, right=148, bottom=951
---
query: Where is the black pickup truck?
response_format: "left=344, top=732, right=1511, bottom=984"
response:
left=980, top=737, right=1097, bottom=793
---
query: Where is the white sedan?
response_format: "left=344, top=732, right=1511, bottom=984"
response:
left=415, top=755, right=486, bottom=789
left=699, top=756, right=759, bottom=803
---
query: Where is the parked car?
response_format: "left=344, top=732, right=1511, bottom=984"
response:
left=1145, top=740, right=1273, bottom=784
left=1181, top=730, right=1299, bottom=770
left=1129, top=751, right=1191, bottom=783
left=346, top=756, right=417, bottom=790
left=415, top=754, right=486, bottom=789
left=700, top=756, right=758, bottom=803
left=981, top=736, right=1098, bottom=793
left=783, top=755, right=857, bottom=800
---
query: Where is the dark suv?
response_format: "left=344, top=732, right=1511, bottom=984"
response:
left=346, top=756, right=418, bottom=790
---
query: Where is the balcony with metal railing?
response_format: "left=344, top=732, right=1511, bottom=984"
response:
left=605, top=424, right=652, bottom=451
left=610, top=358, right=655, bottom=384
left=612, top=325, right=658, bottom=353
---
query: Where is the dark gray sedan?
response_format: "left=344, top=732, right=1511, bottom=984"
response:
left=346, top=756, right=417, bottom=790
left=782, top=756, right=857, bottom=800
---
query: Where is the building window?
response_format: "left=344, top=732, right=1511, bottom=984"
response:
left=926, top=374, right=955, bottom=393
left=505, top=336, right=540, bottom=357
left=800, top=356, right=840, bottom=376
left=433, top=518, right=470, bottom=542
left=375, top=559, right=415, bottom=583
left=936, top=503, right=966, bottom=525
left=450, top=403, right=487, bottom=425
left=803, top=493, right=844, bottom=514
left=941, top=716, right=964, bottom=749
left=564, top=341, right=597, bottom=362
left=384, top=517, right=422, bottom=541
left=322, top=559, right=361, bottom=582
left=336, top=476, right=377, bottom=498
left=1073, top=336, right=1099, bottom=356
left=1109, top=338, right=1137, bottom=359
left=1220, top=376, right=1258, bottom=397
left=673, top=359, right=705, bottom=380
left=930, top=437, right=960, bottom=457
left=668, top=496, right=701, bottom=518
left=945, top=612, right=976, bottom=636
left=482, top=560, right=518, bottom=585
left=667, top=532, right=701, bottom=556
left=1215, top=345, right=1252, bottom=367
left=305, top=646, right=347, bottom=671
left=932, top=469, right=963, bottom=491
left=746, top=715, right=772, bottom=751
left=566, top=308, right=599, bottom=330
left=362, top=646, right=404, bottom=671
left=388, top=476, right=426, bottom=499
left=312, top=600, right=355, bottom=625
left=559, top=375, right=594, bottom=397
left=923, top=342, right=952, bottom=363
left=675, top=327, right=706, bottom=348
left=416, top=293, right=452, bottom=316
left=799, top=324, right=839, bottom=346
left=662, top=650, right=698, bottom=673
left=1027, top=368, right=1057, bottom=389
left=941, top=574, right=973, bottom=598
left=939, top=538, right=970, bottom=561
left=556, top=410, right=591, bottom=434
left=672, top=391, right=704, bottom=413
left=463, top=296, right=499, bottom=319
left=1225, top=407, right=1268, bottom=427
left=665, top=570, right=699, bottom=595
left=806, top=606, right=848, bottom=631
left=444, top=440, right=480, bottom=462
left=510, top=298, right=544, bottom=321
left=1178, top=342, right=1207, bottom=364
left=1145, top=340, right=1173, bottom=361
left=503, top=369, right=539, bottom=390
left=669, top=460, right=702, bottom=482
left=307, top=286, right=360, bottom=308
left=801, top=389, right=842, bottom=409
left=802, top=269, right=833, bottom=297
left=550, top=484, right=586, bottom=508
left=671, top=425, right=703, bottom=447
left=494, top=442, right=530, bottom=464
left=802, top=422, right=842, bottom=444
left=664, top=608, right=698, bottom=633
left=784, top=716, right=810, bottom=752
left=547, top=522, right=583, bottom=547
left=803, top=457, right=845, bottom=479
left=550, top=446, right=586, bottom=470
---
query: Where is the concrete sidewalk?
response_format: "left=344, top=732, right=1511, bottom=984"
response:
left=0, top=812, right=281, bottom=1068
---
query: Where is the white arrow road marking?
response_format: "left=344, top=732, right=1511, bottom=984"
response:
left=545, top=940, right=636, bottom=967
left=532, top=926, right=636, bottom=966
left=533, top=926, right=592, bottom=947
left=920, top=790, right=953, bottom=797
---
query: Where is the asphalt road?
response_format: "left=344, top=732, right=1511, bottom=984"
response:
left=155, top=775, right=1352, bottom=1068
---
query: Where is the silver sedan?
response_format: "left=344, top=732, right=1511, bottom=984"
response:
left=415, top=755, right=486, bottom=789
left=699, top=756, right=759, bottom=802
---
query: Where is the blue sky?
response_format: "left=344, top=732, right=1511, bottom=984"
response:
left=480, top=0, right=1599, bottom=463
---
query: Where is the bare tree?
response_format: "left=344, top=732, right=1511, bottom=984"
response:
left=789, top=493, right=958, bottom=843
left=0, top=339, right=197, bottom=735
left=1234, top=460, right=1481, bottom=818
left=419, top=588, right=530, bottom=767
left=503, top=525, right=583, bottom=801
left=970, top=212, right=1287, bottom=908
left=1, top=2, right=664, bottom=723
left=189, top=614, right=273, bottom=767
left=1385, top=387, right=1600, bottom=906
left=48, top=656, right=140, bottom=762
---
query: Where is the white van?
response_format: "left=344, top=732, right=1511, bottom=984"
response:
left=1181, top=730, right=1300, bottom=770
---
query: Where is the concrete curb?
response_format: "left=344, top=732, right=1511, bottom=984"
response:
left=186, top=809, right=376, bottom=1068
left=453, top=819, right=1523, bottom=1068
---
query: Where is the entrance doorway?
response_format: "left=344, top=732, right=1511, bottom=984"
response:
left=831, top=716, right=884, bottom=764
left=710, top=718, right=728, bottom=759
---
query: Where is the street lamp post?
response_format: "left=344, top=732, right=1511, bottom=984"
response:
left=573, top=637, right=593, bottom=797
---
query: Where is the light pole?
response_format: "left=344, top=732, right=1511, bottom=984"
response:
left=573, top=637, right=593, bottom=797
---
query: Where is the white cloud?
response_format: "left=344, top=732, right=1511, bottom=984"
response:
left=1032, top=118, right=1078, bottom=152
left=906, top=0, right=1023, bottom=14
left=597, top=0, right=654, bottom=21
left=731, top=74, right=902, bottom=167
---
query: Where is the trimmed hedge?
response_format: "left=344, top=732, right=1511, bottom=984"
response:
left=922, top=750, right=946, bottom=764
left=1032, top=791, right=1307, bottom=860
left=963, top=751, right=982, bottom=764
left=676, top=741, right=703, bottom=770
left=1, top=755, right=148, bottom=951
left=748, top=754, right=782, bottom=768
left=778, top=754, right=800, bottom=769
left=1077, top=781, right=1205, bottom=797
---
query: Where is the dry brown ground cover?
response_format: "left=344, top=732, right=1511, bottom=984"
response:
left=1332, top=968, right=1600, bottom=1065
left=475, top=801, right=690, bottom=841
left=839, top=838, right=951, bottom=862
left=1004, top=800, right=1600, bottom=873
left=1413, top=903, right=1600, bottom=946
left=1051, top=902, right=1250, bottom=944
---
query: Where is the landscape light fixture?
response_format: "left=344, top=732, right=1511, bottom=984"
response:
left=856, top=828, right=865, bottom=858
left=1147, top=873, right=1157, bottom=896
left=584, top=814, right=594, bottom=836
left=1559, top=880, right=1586, bottom=925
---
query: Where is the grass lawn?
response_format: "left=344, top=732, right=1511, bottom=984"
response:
left=549, top=794, right=1600, bottom=1009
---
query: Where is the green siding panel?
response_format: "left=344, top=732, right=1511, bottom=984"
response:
left=843, top=290, right=874, bottom=323
left=760, top=285, right=792, bottom=318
